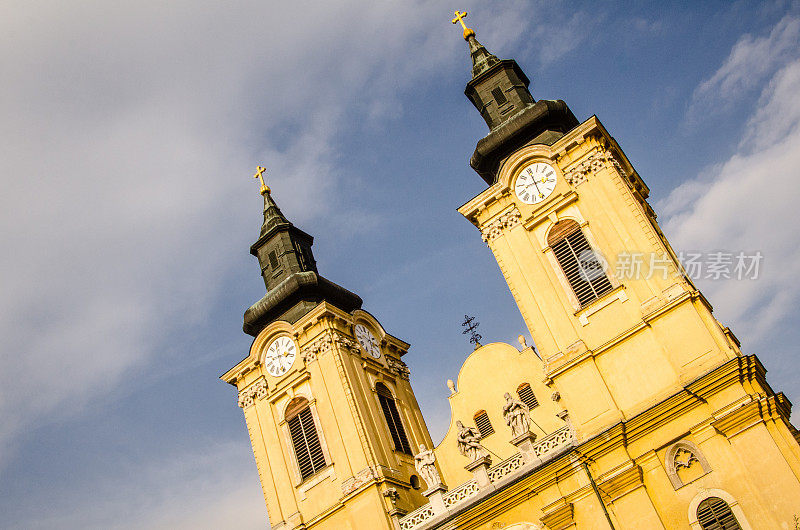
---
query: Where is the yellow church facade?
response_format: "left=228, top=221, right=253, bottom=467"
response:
left=222, top=15, right=800, bottom=530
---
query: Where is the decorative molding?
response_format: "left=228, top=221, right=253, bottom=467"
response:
left=237, top=377, right=268, bottom=408
left=300, top=333, right=332, bottom=363
left=386, top=357, right=411, bottom=380
left=332, top=329, right=360, bottom=354
left=300, top=329, right=361, bottom=364
left=341, top=466, right=378, bottom=496
left=563, top=152, right=604, bottom=187
left=603, top=148, right=627, bottom=178
left=481, top=208, right=522, bottom=242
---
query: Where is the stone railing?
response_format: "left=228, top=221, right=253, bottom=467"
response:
left=398, top=426, right=574, bottom=530
left=533, top=425, right=573, bottom=458
left=442, top=480, right=480, bottom=509
left=399, top=505, right=436, bottom=530
left=487, top=452, right=525, bottom=482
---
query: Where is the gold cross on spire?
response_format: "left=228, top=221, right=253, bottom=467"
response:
left=253, top=165, right=270, bottom=196
left=451, top=10, right=475, bottom=40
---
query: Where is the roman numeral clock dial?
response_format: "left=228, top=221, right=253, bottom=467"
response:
left=514, top=162, right=558, bottom=204
left=263, top=336, right=297, bottom=377
left=354, top=324, right=381, bottom=359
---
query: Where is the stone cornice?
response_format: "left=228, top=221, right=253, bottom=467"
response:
left=711, top=393, right=792, bottom=439
left=540, top=499, right=574, bottom=530
left=596, top=461, right=644, bottom=502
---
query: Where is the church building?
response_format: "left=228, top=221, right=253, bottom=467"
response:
left=221, top=13, right=800, bottom=530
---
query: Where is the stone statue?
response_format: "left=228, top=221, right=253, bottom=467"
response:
left=414, top=444, right=441, bottom=488
left=503, top=392, right=530, bottom=437
left=456, top=420, right=485, bottom=461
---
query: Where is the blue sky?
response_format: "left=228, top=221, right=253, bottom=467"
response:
left=2, top=1, right=800, bottom=528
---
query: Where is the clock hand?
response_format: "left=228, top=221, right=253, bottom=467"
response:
left=530, top=178, right=543, bottom=195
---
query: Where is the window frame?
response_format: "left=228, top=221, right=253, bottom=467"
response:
left=545, top=219, right=616, bottom=309
left=696, top=497, right=741, bottom=530
left=281, top=396, right=332, bottom=486
left=687, top=489, right=752, bottom=530
left=375, top=383, right=413, bottom=455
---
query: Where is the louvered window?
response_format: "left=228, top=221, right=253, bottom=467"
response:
left=268, top=250, right=279, bottom=269
left=376, top=384, right=412, bottom=454
left=286, top=399, right=326, bottom=480
left=491, top=86, right=507, bottom=106
left=473, top=410, right=494, bottom=438
left=696, top=497, right=741, bottom=530
left=548, top=220, right=613, bottom=307
left=517, top=383, right=539, bottom=410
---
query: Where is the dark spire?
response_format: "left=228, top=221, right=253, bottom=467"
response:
left=456, top=18, right=580, bottom=185
left=243, top=174, right=361, bottom=337
left=466, top=34, right=499, bottom=78
left=258, top=188, right=291, bottom=240
left=250, top=188, right=317, bottom=292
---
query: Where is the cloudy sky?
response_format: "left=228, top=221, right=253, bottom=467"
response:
left=2, top=1, right=799, bottom=528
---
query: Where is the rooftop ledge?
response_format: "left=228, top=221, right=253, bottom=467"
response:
left=399, top=425, right=576, bottom=530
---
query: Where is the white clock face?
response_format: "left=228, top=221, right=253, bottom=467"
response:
left=515, top=162, right=558, bottom=204
left=354, top=324, right=381, bottom=358
left=264, top=336, right=297, bottom=377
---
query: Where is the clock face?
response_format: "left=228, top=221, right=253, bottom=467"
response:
left=354, top=324, right=381, bottom=358
left=514, top=162, right=558, bottom=204
left=264, top=336, right=297, bottom=377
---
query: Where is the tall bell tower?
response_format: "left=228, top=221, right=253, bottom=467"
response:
left=455, top=25, right=745, bottom=437
left=450, top=17, right=800, bottom=529
left=222, top=173, right=432, bottom=530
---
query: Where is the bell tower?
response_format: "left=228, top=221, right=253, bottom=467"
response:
left=222, top=171, right=433, bottom=530
left=455, top=26, right=747, bottom=437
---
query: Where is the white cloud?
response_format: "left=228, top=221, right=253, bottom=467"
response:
left=0, top=1, right=457, bottom=460
left=0, top=1, right=600, bottom=524
left=692, top=14, right=800, bottom=107
left=0, top=0, right=593, bottom=514
left=12, top=441, right=266, bottom=530
left=663, top=54, right=800, bottom=343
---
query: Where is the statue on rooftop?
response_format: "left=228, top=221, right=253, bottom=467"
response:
left=456, top=420, right=486, bottom=461
left=414, top=444, right=441, bottom=489
left=503, top=392, right=531, bottom=438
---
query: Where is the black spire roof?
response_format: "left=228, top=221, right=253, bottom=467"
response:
left=243, top=188, right=361, bottom=336
left=461, top=29, right=579, bottom=185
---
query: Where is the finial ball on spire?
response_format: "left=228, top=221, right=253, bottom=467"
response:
left=451, top=10, right=475, bottom=40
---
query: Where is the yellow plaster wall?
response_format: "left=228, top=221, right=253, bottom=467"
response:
left=434, top=342, right=567, bottom=488
left=221, top=303, right=432, bottom=529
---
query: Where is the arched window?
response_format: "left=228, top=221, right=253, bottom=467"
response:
left=285, top=397, right=327, bottom=480
left=473, top=410, right=494, bottom=438
left=516, top=383, right=539, bottom=410
left=696, top=497, right=741, bottom=530
left=547, top=220, right=613, bottom=306
left=376, top=383, right=412, bottom=454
